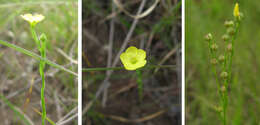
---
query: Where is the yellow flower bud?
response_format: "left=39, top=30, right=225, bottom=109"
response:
left=233, top=3, right=240, bottom=19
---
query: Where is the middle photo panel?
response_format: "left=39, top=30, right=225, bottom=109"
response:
left=82, top=0, right=182, bottom=124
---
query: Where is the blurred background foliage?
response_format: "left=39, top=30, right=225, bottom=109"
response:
left=186, top=0, right=260, bottom=124
left=0, top=0, right=78, bottom=124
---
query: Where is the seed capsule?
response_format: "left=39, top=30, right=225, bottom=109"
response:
left=205, top=33, right=213, bottom=41
left=210, top=58, right=218, bottom=65
left=210, top=43, right=218, bottom=51
left=220, top=72, right=228, bottom=79
left=218, top=55, right=225, bottom=62
left=227, top=43, right=232, bottom=52
left=224, top=21, right=234, bottom=27
left=222, top=34, right=230, bottom=41
left=221, top=86, right=226, bottom=92
left=227, top=28, right=235, bottom=35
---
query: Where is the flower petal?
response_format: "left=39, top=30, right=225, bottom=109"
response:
left=124, top=63, right=137, bottom=70
left=120, top=52, right=128, bottom=62
left=135, top=60, right=147, bottom=69
left=126, top=46, right=137, bottom=54
left=137, top=49, right=146, bottom=60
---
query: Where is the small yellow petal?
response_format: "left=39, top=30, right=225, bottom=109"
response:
left=233, top=3, right=240, bottom=19
left=120, top=52, right=127, bottom=62
left=126, top=46, right=138, bottom=54
left=136, top=60, right=147, bottom=68
left=137, top=49, right=146, bottom=60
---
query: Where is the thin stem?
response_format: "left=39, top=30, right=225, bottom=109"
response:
left=228, top=19, right=240, bottom=84
left=30, top=25, right=46, bottom=125
left=82, top=65, right=176, bottom=72
left=136, top=69, right=143, bottom=101
left=0, top=40, right=77, bottom=76
left=40, top=62, right=46, bottom=125
left=30, top=25, right=41, bottom=50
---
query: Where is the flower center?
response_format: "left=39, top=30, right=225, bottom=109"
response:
left=130, top=57, right=138, bottom=64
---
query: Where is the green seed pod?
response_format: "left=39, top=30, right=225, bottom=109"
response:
left=220, top=72, right=228, bottom=79
left=40, top=33, right=47, bottom=42
left=210, top=43, right=218, bottom=51
left=218, top=55, right=225, bottom=62
left=227, top=43, right=232, bottom=52
left=210, top=58, right=218, bottom=65
left=222, top=34, right=230, bottom=41
left=205, top=33, right=213, bottom=41
left=224, top=20, right=234, bottom=27
left=227, top=27, right=235, bottom=35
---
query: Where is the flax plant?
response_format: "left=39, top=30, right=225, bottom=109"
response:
left=21, top=13, right=47, bottom=125
left=205, top=3, right=242, bottom=125
left=83, top=46, right=176, bottom=101
left=120, top=46, right=147, bottom=100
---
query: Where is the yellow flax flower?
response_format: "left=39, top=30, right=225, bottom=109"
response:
left=120, top=46, right=147, bottom=70
left=233, top=3, right=240, bottom=19
left=21, top=13, right=45, bottom=26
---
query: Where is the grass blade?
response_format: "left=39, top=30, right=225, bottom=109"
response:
left=0, top=40, right=77, bottom=76
left=32, top=107, right=56, bottom=125
left=0, top=94, right=34, bottom=125
left=82, top=65, right=176, bottom=72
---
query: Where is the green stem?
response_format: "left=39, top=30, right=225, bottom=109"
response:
left=136, top=69, right=143, bottom=101
left=0, top=40, right=77, bottom=76
left=228, top=19, right=240, bottom=84
left=82, top=65, right=176, bottom=72
left=30, top=25, right=46, bottom=125
left=30, top=25, right=41, bottom=50
left=207, top=38, right=224, bottom=123
left=40, top=62, right=46, bottom=125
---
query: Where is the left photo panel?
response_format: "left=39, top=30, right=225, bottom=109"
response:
left=0, top=0, right=78, bottom=125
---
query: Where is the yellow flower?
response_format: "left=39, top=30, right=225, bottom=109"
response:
left=120, top=46, right=147, bottom=70
left=233, top=3, right=240, bottom=19
left=21, top=13, right=45, bottom=26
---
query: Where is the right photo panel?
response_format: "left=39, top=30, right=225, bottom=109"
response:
left=186, top=1, right=259, bottom=125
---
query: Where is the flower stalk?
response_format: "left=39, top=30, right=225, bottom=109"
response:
left=205, top=3, right=242, bottom=125
left=22, top=13, right=47, bottom=125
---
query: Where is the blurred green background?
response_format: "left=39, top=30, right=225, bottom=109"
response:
left=186, top=0, right=260, bottom=125
left=0, top=0, right=78, bottom=124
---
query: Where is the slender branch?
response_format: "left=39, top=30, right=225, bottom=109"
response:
left=82, top=65, right=176, bottom=72
left=0, top=40, right=77, bottom=76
